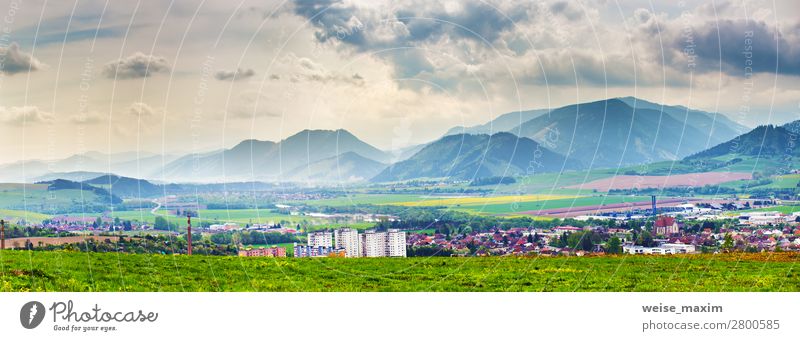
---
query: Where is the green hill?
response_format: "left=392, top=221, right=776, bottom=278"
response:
left=84, top=175, right=163, bottom=198
left=42, top=179, right=122, bottom=205
left=686, top=124, right=800, bottom=159
left=0, top=181, right=117, bottom=214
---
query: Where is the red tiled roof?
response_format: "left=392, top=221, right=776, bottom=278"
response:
left=655, top=216, right=676, bottom=227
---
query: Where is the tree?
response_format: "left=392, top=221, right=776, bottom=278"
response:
left=94, top=217, right=103, bottom=229
left=721, top=234, right=734, bottom=252
left=580, top=233, right=594, bottom=251
left=636, top=231, right=656, bottom=247
left=154, top=216, right=169, bottom=230
left=606, top=237, right=622, bottom=254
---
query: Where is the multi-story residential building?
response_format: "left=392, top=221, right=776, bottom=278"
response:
left=360, top=230, right=385, bottom=257
left=334, top=228, right=361, bottom=257
left=359, top=229, right=407, bottom=258
left=238, top=246, right=286, bottom=257
left=387, top=229, right=407, bottom=257
left=308, top=231, right=333, bottom=248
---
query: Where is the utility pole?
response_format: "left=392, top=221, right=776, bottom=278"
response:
left=1, top=219, right=5, bottom=250
left=187, top=214, right=192, bottom=256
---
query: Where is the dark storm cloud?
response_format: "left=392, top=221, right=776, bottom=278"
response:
left=676, top=19, right=800, bottom=76
left=295, top=0, right=526, bottom=48
left=292, top=0, right=530, bottom=79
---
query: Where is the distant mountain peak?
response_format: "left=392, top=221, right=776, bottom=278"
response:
left=156, top=128, right=389, bottom=182
left=372, top=132, right=578, bottom=182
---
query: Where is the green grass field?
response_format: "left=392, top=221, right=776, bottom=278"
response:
left=292, top=191, right=653, bottom=216
left=742, top=205, right=800, bottom=215
left=1, top=250, right=798, bottom=291
left=0, top=209, right=53, bottom=223
left=718, top=173, right=800, bottom=190
left=0, top=184, right=106, bottom=213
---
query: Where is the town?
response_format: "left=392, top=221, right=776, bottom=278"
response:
left=2, top=197, right=798, bottom=258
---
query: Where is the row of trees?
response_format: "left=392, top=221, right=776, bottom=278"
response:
left=208, top=231, right=300, bottom=245
left=33, top=234, right=239, bottom=255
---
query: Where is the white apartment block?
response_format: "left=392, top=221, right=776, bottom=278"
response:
left=308, top=231, right=333, bottom=248
left=387, top=229, right=407, bottom=257
left=361, top=230, right=385, bottom=257
left=334, top=228, right=361, bottom=258
left=359, top=229, right=407, bottom=258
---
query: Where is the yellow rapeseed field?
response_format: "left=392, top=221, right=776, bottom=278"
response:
left=389, top=194, right=579, bottom=207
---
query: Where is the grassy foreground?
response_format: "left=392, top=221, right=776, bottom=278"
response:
left=1, top=250, right=799, bottom=292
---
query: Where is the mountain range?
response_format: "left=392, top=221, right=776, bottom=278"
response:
left=372, top=132, right=581, bottom=181
left=509, top=98, right=747, bottom=167
left=3, top=97, right=789, bottom=184
left=157, top=129, right=389, bottom=182
left=0, top=151, right=178, bottom=183
left=445, top=108, right=550, bottom=136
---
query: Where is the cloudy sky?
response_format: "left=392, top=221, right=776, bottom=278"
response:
left=1, top=0, right=798, bottom=163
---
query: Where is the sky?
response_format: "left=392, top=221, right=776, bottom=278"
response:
left=1, top=0, right=799, bottom=163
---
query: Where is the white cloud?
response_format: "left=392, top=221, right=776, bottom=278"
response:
left=282, top=54, right=366, bottom=86
left=102, top=52, right=170, bottom=79
left=214, top=68, right=255, bottom=81
left=0, top=42, right=45, bottom=75
left=127, top=102, right=162, bottom=118
left=0, top=106, right=54, bottom=125
left=69, top=111, right=105, bottom=125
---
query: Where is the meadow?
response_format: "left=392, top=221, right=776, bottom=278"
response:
left=1, top=250, right=798, bottom=292
left=294, top=191, right=653, bottom=216
left=0, top=184, right=105, bottom=213
left=718, top=173, right=800, bottom=190
left=0, top=209, right=53, bottom=223
left=742, top=205, right=800, bottom=215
